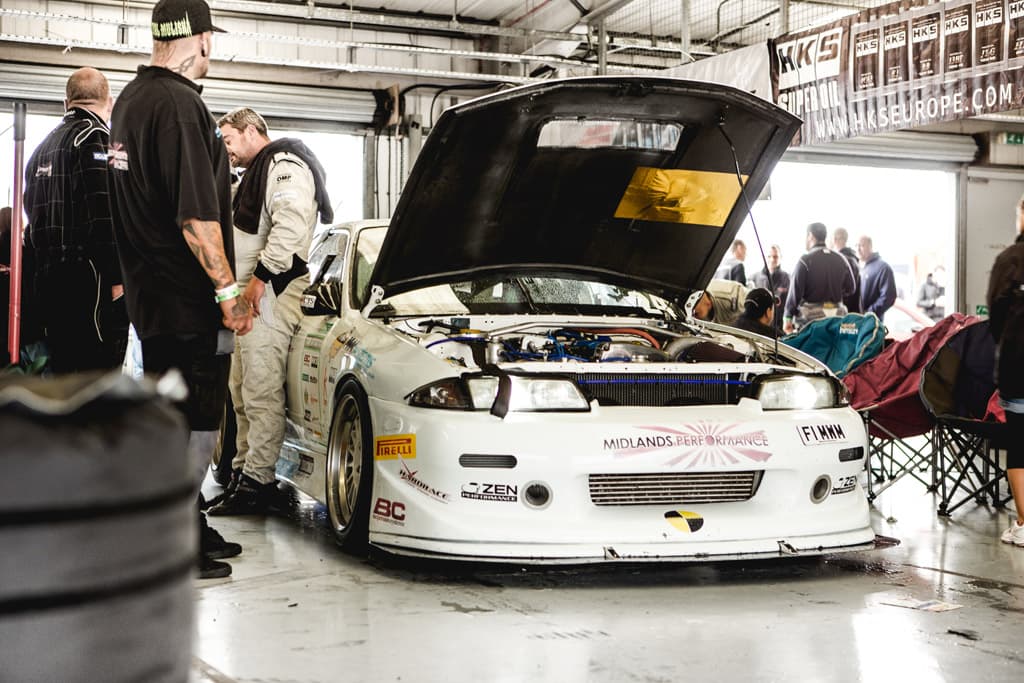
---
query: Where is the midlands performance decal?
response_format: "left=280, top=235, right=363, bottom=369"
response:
left=604, top=422, right=771, bottom=468
left=775, top=0, right=1024, bottom=145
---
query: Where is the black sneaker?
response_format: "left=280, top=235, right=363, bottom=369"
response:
left=198, top=555, right=232, bottom=579
left=207, top=474, right=279, bottom=516
left=202, top=524, right=242, bottom=560
left=201, top=469, right=242, bottom=510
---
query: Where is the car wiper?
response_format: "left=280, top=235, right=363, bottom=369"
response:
left=368, top=303, right=397, bottom=318
left=415, top=318, right=463, bottom=332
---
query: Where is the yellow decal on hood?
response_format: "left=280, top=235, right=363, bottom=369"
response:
left=614, top=167, right=748, bottom=226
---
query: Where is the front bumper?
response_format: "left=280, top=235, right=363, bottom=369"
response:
left=365, top=397, right=875, bottom=562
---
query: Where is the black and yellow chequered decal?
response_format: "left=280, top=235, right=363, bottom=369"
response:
left=664, top=510, right=704, bottom=533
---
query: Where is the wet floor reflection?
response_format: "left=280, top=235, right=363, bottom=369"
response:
left=193, top=482, right=1024, bottom=683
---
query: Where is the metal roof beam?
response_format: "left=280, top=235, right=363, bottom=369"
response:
left=210, top=0, right=584, bottom=41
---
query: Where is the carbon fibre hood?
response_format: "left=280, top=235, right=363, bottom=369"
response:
left=371, top=77, right=800, bottom=301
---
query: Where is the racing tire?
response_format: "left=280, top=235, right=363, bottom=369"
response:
left=326, top=380, right=374, bottom=551
left=210, top=394, right=238, bottom=487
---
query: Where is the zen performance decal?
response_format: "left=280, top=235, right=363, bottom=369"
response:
left=832, top=475, right=857, bottom=495
left=461, top=482, right=518, bottom=502
left=604, top=423, right=771, bottom=468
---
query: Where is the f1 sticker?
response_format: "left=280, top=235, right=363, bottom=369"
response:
left=375, top=434, right=416, bottom=460
left=797, top=423, right=848, bottom=445
left=664, top=510, right=704, bottom=533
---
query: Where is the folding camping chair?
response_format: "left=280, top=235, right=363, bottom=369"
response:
left=843, top=313, right=977, bottom=502
left=919, top=320, right=1013, bottom=516
left=783, top=313, right=885, bottom=378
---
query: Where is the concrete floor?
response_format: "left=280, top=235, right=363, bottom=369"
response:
left=190, top=476, right=1024, bottom=683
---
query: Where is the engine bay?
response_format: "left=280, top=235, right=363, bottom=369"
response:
left=399, top=318, right=794, bottom=369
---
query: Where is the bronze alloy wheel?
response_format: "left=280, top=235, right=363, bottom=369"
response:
left=326, top=381, right=372, bottom=548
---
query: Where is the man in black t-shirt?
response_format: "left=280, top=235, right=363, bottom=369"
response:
left=108, top=0, right=253, bottom=580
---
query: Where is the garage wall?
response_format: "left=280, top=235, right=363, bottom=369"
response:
left=962, top=167, right=1024, bottom=317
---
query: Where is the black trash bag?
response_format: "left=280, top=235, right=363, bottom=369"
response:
left=0, top=371, right=195, bottom=683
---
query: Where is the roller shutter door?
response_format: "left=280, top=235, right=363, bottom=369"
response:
left=0, top=62, right=376, bottom=126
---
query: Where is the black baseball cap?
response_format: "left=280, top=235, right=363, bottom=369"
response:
left=151, top=0, right=225, bottom=41
left=744, top=287, right=778, bottom=317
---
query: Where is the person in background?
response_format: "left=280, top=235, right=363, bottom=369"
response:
left=716, top=239, right=747, bottom=285
left=857, top=234, right=897, bottom=321
left=917, top=270, right=946, bottom=321
left=983, top=194, right=1024, bottom=548
left=831, top=227, right=862, bottom=314
left=684, top=278, right=747, bottom=326
left=783, top=222, right=856, bottom=334
left=22, top=67, right=126, bottom=373
left=1, top=207, right=11, bottom=366
left=107, top=0, right=252, bottom=579
left=751, top=243, right=789, bottom=332
left=734, top=287, right=778, bottom=338
left=206, top=107, right=332, bottom=516
left=986, top=195, right=1024, bottom=547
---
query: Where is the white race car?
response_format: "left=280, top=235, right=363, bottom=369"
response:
left=279, top=77, right=877, bottom=562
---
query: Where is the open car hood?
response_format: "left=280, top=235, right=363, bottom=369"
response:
left=371, top=77, right=800, bottom=302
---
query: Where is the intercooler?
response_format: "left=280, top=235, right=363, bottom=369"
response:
left=588, top=471, right=763, bottom=506
left=575, top=373, right=747, bottom=407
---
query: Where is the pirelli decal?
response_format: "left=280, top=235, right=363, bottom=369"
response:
left=374, top=434, right=416, bottom=460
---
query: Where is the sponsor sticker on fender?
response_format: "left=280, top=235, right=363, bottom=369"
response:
left=375, top=434, right=416, bottom=460
left=604, top=423, right=771, bottom=468
left=461, top=482, right=518, bottom=502
left=797, top=423, right=848, bottom=446
left=372, top=498, right=406, bottom=525
left=400, top=461, right=449, bottom=503
left=831, top=475, right=857, bottom=495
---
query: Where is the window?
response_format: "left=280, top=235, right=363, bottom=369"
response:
left=537, top=119, right=682, bottom=150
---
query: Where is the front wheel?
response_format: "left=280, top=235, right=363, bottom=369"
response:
left=210, top=394, right=237, bottom=486
left=326, top=380, right=373, bottom=550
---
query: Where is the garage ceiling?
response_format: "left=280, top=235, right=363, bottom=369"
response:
left=2, top=0, right=1023, bottom=134
left=0, top=0, right=890, bottom=84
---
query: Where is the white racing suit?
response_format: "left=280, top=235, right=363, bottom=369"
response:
left=230, top=151, right=317, bottom=484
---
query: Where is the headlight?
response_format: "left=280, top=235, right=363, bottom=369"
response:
left=506, top=376, right=589, bottom=412
left=407, top=378, right=473, bottom=410
left=408, top=376, right=590, bottom=412
left=754, top=374, right=847, bottom=410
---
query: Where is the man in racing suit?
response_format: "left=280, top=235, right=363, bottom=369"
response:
left=208, top=107, right=333, bottom=515
left=24, top=67, right=126, bottom=372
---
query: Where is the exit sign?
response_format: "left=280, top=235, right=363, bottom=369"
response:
left=976, top=304, right=989, bottom=315
left=1002, top=132, right=1024, bottom=145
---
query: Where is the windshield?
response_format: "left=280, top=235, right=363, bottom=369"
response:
left=353, top=226, right=680, bottom=318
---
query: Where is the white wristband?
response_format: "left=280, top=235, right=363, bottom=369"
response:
left=214, top=283, right=241, bottom=303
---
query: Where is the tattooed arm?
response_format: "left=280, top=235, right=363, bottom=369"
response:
left=182, top=218, right=253, bottom=335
